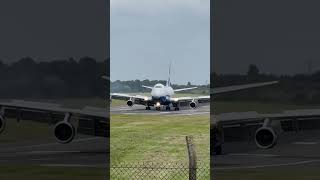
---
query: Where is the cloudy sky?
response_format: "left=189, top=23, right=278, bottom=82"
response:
left=110, top=0, right=210, bottom=85
left=0, top=0, right=108, bottom=62
left=213, top=0, right=320, bottom=75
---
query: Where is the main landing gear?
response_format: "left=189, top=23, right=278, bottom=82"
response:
left=149, top=104, right=180, bottom=111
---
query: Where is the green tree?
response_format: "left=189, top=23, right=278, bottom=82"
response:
left=247, top=64, right=260, bottom=77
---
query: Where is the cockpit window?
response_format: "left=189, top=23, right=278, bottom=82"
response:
left=155, top=85, right=162, bottom=88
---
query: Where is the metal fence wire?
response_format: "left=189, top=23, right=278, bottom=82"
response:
left=111, top=162, right=210, bottom=180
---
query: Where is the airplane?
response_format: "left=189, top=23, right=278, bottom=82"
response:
left=110, top=64, right=209, bottom=111
left=110, top=65, right=278, bottom=111
left=209, top=82, right=320, bottom=155
left=212, top=108, right=320, bottom=155
left=0, top=72, right=278, bottom=145
left=0, top=100, right=109, bottom=144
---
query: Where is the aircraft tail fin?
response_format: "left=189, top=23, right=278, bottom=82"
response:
left=166, top=62, right=172, bottom=87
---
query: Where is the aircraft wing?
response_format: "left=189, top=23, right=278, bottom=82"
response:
left=142, top=85, right=153, bottom=90
left=0, top=100, right=109, bottom=144
left=213, top=109, right=320, bottom=149
left=211, top=81, right=278, bottom=94
left=215, top=109, right=320, bottom=126
left=110, top=93, right=150, bottom=105
left=101, top=75, right=110, bottom=81
left=174, top=87, right=198, bottom=92
left=171, top=95, right=210, bottom=107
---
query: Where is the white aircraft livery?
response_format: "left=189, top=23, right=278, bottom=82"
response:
left=111, top=64, right=205, bottom=111
left=110, top=65, right=278, bottom=111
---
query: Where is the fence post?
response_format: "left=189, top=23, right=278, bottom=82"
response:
left=186, top=136, right=197, bottom=180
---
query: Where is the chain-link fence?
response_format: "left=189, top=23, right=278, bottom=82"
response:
left=111, top=162, right=210, bottom=179
left=110, top=136, right=210, bottom=179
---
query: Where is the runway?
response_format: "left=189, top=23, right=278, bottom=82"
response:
left=0, top=135, right=109, bottom=167
left=110, top=105, right=210, bottom=116
left=0, top=105, right=207, bottom=167
left=212, top=129, right=320, bottom=170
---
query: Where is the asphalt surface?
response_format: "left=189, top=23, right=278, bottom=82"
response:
left=110, top=105, right=210, bottom=115
left=4, top=104, right=320, bottom=173
left=0, top=135, right=109, bottom=167
left=212, top=129, right=320, bottom=170
left=0, top=105, right=208, bottom=167
left=4, top=104, right=320, bottom=171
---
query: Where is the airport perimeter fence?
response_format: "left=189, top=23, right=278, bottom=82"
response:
left=110, top=136, right=210, bottom=179
left=110, top=162, right=210, bottom=180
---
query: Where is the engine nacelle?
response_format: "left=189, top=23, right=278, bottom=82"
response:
left=190, top=101, right=197, bottom=109
left=0, top=115, right=6, bottom=134
left=54, top=121, right=76, bottom=144
left=127, top=100, right=134, bottom=107
left=255, top=127, right=277, bottom=149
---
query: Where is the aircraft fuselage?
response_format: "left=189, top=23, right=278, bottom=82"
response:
left=150, top=83, right=174, bottom=105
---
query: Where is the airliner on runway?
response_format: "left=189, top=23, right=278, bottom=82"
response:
left=0, top=69, right=277, bottom=145
left=111, top=65, right=278, bottom=111
left=111, top=64, right=208, bottom=111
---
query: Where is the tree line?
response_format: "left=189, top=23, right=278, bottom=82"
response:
left=213, top=64, right=320, bottom=104
left=0, top=57, right=109, bottom=98
left=2, top=59, right=320, bottom=104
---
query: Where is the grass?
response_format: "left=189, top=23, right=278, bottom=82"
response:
left=111, top=114, right=210, bottom=164
left=0, top=165, right=106, bottom=180
left=7, top=97, right=320, bottom=179
left=0, top=120, right=107, bottom=180
left=0, top=97, right=210, bottom=179
left=110, top=114, right=210, bottom=179
left=0, top=119, right=53, bottom=143
left=111, top=99, right=124, bottom=107
left=213, top=100, right=320, bottom=180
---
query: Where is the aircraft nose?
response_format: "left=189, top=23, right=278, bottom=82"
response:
left=152, top=89, right=160, bottom=94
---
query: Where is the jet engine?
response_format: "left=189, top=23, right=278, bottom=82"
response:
left=54, top=121, right=76, bottom=144
left=127, top=100, right=134, bottom=107
left=255, top=126, right=277, bottom=149
left=0, top=115, right=6, bottom=134
left=190, top=100, right=197, bottom=109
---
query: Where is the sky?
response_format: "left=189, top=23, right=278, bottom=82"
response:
left=2, top=0, right=318, bottom=81
left=110, top=0, right=210, bottom=85
left=213, top=0, right=320, bottom=75
left=0, top=0, right=109, bottom=62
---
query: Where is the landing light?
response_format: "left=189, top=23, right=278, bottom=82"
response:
left=156, top=102, right=161, bottom=106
